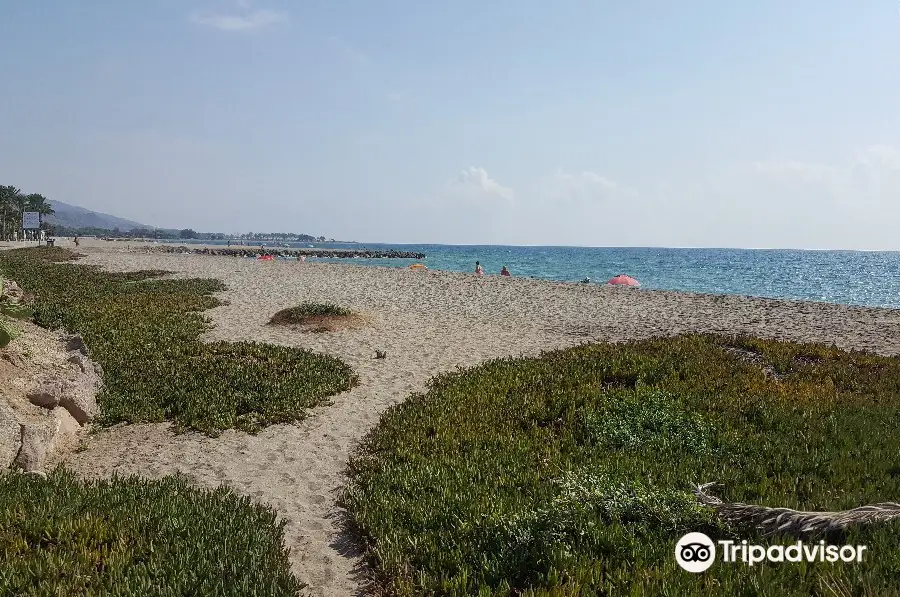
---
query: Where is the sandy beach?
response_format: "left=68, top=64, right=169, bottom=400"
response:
left=25, top=241, right=900, bottom=595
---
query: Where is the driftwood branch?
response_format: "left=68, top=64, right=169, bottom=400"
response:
left=693, top=482, right=900, bottom=537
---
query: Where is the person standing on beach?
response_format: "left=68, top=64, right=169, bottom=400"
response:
left=475, top=261, right=484, bottom=276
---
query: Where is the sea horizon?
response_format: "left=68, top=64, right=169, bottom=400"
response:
left=140, top=239, right=900, bottom=310
left=148, top=236, right=900, bottom=253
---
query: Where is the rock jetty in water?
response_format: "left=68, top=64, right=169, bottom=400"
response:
left=149, top=245, right=426, bottom=260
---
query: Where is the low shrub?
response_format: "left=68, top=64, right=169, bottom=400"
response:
left=269, top=303, right=352, bottom=324
left=344, top=334, right=900, bottom=595
left=0, top=469, right=303, bottom=596
left=269, top=302, right=359, bottom=333
left=0, top=247, right=358, bottom=435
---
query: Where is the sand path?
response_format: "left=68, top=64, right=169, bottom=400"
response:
left=61, top=248, right=900, bottom=596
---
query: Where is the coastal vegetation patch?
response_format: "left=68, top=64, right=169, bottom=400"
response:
left=269, top=302, right=362, bottom=333
left=0, top=469, right=303, bottom=596
left=0, top=278, right=33, bottom=348
left=344, top=334, right=900, bottom=595
left=0, top=247, right=358, bottom=435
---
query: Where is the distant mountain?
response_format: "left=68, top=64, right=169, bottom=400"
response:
left=45, top=200, right=154, bottom=231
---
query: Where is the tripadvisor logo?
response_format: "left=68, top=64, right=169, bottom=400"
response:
left=675, top=532, right=868, bottom=572
left=676, top=532, right=716, bottom=572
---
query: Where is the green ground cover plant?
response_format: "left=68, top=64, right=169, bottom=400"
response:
left=345, top=334, right=900, bottom=595
left=0, top=247, right=357, bottom=435
left=269, top=302, right=353, bottom=325
left=0, top=469, right=303, bottom=596
left=0, top=277, right=33, bottom=348
left=269, top=302, right=361, bottom=334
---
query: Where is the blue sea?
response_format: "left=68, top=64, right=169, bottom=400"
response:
left=162, top=240, right=900, bottom=309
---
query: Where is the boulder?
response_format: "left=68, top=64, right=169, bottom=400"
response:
left=67, top=353, right=87, bottom=373
left=66, top=335, right=88, bottom=355
left=0, top=401, right=21, bottom=469
left=2, top=280, right=23, bottom=300
left=1, top=350, right=25, bottom=369
left=59, top=390, right=95, bottom=425
left=66, top=364, right=101, bottom=424
left=1, top=318, right=102, bottom=474
left=68, top=350, right=103, bottom=380
left=27, top=380, right=63, bottom=409
left=13, top=419, right=58, bottom=472
left=47, top=407, right=81, bottom=465
left=26, top=376, right=98, bottom=425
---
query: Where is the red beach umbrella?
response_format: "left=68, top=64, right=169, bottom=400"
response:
left=607, top=274, right=640, bottom=287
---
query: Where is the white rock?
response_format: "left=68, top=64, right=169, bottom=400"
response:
left=27, top=380, right=63, bottom=410
left=0, top=402, right=21, bottom=469
left=13, top=419, right=59, bottom=472
left=50, top=407, right=81, bottom=461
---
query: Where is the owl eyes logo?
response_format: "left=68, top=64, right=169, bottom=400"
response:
left=676, top=533, right=716, bottom=572
left=680, top=542, right=712, bottom=562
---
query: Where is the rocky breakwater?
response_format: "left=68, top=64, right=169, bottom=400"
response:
left=1, top=318, right=102, bottom=476
left=150, top=245, right=427, bottom=260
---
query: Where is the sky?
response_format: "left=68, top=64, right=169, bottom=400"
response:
left=1, top=1, right=899, bottom=249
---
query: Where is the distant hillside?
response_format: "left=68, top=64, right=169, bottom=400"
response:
left=45, top=200, right=154, bottom=231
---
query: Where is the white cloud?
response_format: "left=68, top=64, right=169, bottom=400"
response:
left=857, top=144, right=900, bottom=171
left=746, top=160, right=839, bottom=185
left=501, top=170, right=649, bottom=247
left=409, top=167, right=515, bottom=243
left=384, top=91, right=406, bottom=104
left=552, top=169, right=632, bottom=202
left=851, top=145, right=900, bottom=201
left=453, top=166, right=514, bottom=202
left=728, top=159, right=849, bottom=214
left=732, top=145, right=900, bottom=208
left=672, top=144, right=900, bottom=249
left=327, top=36, right=369, bottom=65
left=189, top=8, right=288, bottom=32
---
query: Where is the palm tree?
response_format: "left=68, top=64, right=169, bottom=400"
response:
left=18, top=193, right=52, bottom=239
left=0, top=186, right=23, bottom=240
left=25, top=194, right=54, bottom=235
left=0, top=187, right=9, bottom=239
left=25, top=193, right=54, bottom=217
left=2, top=202, right=17, bottom=239
left=0, top=188, right=56, bottom=240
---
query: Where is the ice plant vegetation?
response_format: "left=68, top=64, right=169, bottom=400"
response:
left=345, top=334, right=900, bottom=595
left=0, top=278, right=33, bottom=348
left=0, top=247, right=358, bottom=435
left=269, top=302, right=353, bottom=324
left=0, top=470, right=303, bottom=596
left=268, top=302, right=362, bottom=334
